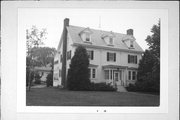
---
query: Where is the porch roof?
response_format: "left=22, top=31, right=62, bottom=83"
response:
left=102, top=65, right=128, bottom=69
left=89, top=64, right=98, bottom=67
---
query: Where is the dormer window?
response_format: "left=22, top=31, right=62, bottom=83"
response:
left=109, top=37, right=113, bottom=45
left=79, top=27, right=93, bottom=43
left=101, top=32, right=115, bottom=46
left=86, top=34, right=90, bottom=42
left=130, top=41, right=134, bottom=48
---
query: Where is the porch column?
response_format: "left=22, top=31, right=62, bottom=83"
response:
left=125, top=67, right=128, bottom=86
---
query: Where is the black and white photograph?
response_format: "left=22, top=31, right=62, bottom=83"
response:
left=1, top=1, right=179, bottom=120
left=22, top=8, right=162, bottom=106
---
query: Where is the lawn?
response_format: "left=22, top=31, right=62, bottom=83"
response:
left=26, top=87, right=160, bottom=106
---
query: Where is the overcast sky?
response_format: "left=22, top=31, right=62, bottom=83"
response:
left=19, top=8, right=164, bottom=50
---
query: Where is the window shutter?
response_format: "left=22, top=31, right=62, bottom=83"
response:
left=135, top=56, right=137, bottom=64
left=128, top=55, right=130, bottom=63
left=107, top=52, right=109, bottom=61
left=114, top=53, right=116, bottom=62
left=91, top=51, right=94, bottom=60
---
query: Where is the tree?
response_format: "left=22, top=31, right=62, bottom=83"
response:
left=26, top=26, right=47, bottom=91
left=26, top=25, right=47, bottom=50
left=131, top=21, right=160, bottom=93
left=67, top=46, right=91, bottom=90
left=31, top=47, right=56, bottom=67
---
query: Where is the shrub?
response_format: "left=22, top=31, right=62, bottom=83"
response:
left=34, top=79, right=41, bottom=84
left=126, top=83, right=137, bottom=92
left=46, top=72, right=53, bottom=87
left=34, top=72, right=41, bottom=84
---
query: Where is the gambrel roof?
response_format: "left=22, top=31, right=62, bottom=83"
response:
left=66, top=25, right=144, bottom=53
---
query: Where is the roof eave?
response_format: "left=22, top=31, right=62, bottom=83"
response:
left=72, top=43, right=144, bottom=54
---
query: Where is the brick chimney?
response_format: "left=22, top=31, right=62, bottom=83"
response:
left=127, top=29, right=133, bottom=35
left=61, top=18, right=69, bottom=88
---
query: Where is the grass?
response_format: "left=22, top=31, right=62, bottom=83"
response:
left=26, top=87, right=160, bottom=106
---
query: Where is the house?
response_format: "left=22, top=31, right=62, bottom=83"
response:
left=53, top=18, right=144, bottom=90
left=34, top=64, right=52, bottom=82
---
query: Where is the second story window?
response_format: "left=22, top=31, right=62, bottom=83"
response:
left=67, top=50, right=71, bottom=60
left=87, top=50, right=94, bottom=60
left=128, top=55, right=137, bottom=64
left=107, top=52, right=116, bottom=62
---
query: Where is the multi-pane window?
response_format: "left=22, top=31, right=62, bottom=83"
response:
left=104, top=70, right=109, bottom=79
left=104, top=70, right=113, bottom=80
left=92, top=69, right=96, bottom=78
left=110, top=70, right=113, bottom=79
left=128, top=55, right=137, bottom=64
left=86, top=34, right=90, bottom=42
left=67, top=50, right=71, bottom=60
left=130, top=41, right=134, bottom=48
left=132, top=71, right=136, bottom=80
left=59, top=70, right=61, bottom=77
left=107, top=52, right=116, bottom=62
left=89, top=68, right=96, bottom=79
left=109, top=37, right=113, bottom=45
left=128, top=70, right=136, bottom=80
left=87, top=50, right=94, bottom=60
left=128, top=71, right=131, bottom=80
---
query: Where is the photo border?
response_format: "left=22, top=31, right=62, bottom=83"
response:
left=2, top=1, right=179, bottom=120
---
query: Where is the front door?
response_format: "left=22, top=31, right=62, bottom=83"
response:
left=114, top=71, right=123, bottom=86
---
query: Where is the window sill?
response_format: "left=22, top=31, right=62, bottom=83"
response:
left=107, top=61, right=116, bottom=62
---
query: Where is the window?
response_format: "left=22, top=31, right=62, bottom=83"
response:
left=67, top=50, right=71, bottom=60
left=110, top=70, right=113, bottom=79
left=60, top=55, right=63, bottom=62
left=87, top=50, right=94, bottom=60
left=130, top=41, right=134, bottom=48
left=128, top=55, right=137, bottom=64
left=59, top=70, right=61, bottom=77
left=54, top=60, right=58, bottom=64
left=107, top=52, right=116, bottom=62
left=128, top=70, right=137, bottom=80
left=104, top=70, right=109, bottom=79
left=86, top=34, right=90, bottom=42
left=128, top=71, right=131, bottom=80
left=92, top=69, right=96, bottom=78
left=132, top=71, right=136, bottom=80
left=109, top=37, right=113, bottom=45
left=89, top=68, right=96, bottom=79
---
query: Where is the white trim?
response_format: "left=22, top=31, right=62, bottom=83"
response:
left=73, top=42, right=144, bottom=54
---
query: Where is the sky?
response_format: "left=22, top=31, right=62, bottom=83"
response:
left=19, top=8, right=163, bottom=50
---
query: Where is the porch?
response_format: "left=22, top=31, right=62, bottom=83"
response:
left=102, top=65, right=137, bottom=89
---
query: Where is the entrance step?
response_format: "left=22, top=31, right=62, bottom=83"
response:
left=117, top=85, right=127, bottom=92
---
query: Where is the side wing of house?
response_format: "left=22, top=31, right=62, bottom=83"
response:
left=53, top=41, right=63, bottom=86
